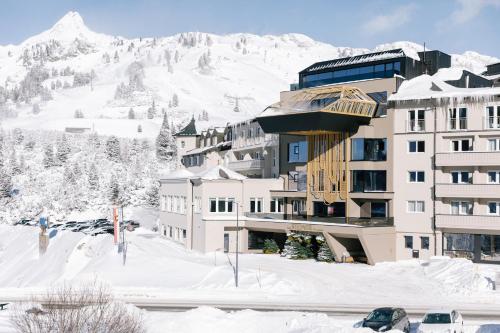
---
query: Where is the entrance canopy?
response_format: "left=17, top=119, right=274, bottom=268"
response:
left=257, top=86, right=377, bottom=134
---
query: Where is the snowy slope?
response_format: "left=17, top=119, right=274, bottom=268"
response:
left=0, top=12, right=498, bottom=139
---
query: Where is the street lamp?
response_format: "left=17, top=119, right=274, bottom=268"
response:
left=235, top=202, right=239, bottom=288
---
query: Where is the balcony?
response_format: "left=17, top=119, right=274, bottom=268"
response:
left=436, top=183, right=500, bottom=198
left=435, top=152, right=500, bottom=167
left=245, top=212, right=393, bottom=227
left=228, top=159, right=264, bottom=172
left=406, top=119, right=425, bottom=132
left=436, top=214, right=500, bottom=232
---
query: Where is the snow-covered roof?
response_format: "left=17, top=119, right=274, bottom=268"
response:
left=174, top=117, right=198, bottom=137
left=161, top=168, right=195, bottom=180
left=161, top=165, right=246, bottom=181
left=432, top=67, right=467, bottom=81
left=196, top=165, right=247, bottom=181
left=184, top=141, right=229, bottom=155
left=389, top=74, right=500, bottom=102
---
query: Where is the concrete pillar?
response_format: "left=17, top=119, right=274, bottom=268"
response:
left=322, top=232, right=347, bottom=263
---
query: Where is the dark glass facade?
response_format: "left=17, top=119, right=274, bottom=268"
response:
left=352, top=170, right=387, bottom=192
left=351, top=138, right=387, bottom=161
left=301, top=61, right=401, bottom=88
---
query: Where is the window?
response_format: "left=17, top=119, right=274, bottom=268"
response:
left=448, top=107, right=467, bottom=130
left=486, top=106, right=500, bottom=129
left=371, top=202, right=387, bottom=218
left=451, top=139, right=472, bottom=152
left=210, top=198, right=217, bottom=212
left=488, top=171, right=500, bottom=184
left=181, top=141, right=185, bottom=148
left=408, top=171, right=425, bottom=183
left=250, top=197, right=263, bottom=213
left=288, top=141, right=307, bottom=163
left=182, top=229, right=187, bottom=239
left=167, top=195, right=172, bottom=212
left=421, top=237, right=430, bottom=250
left=451, top=171, right=471, bottom=184
left=407, top=201, right=425, bottom=213
left=404, top=236, right=413, bottom=249
left=408, top=140, right=425, bottom=153
left=408, top=110, right=425, bottom=132
left=352, top=170, right=386, bottom=192
left=351, top=138, right=387, bottom=161
left=488, top=138, right=500, bottom=151
left=488, top=202, right=500, bottom=215
left=270, top=197, right=284, bottom=213
left=210, top=198, right=234, bottom=213
left=451, top=201, right=473, bottom=215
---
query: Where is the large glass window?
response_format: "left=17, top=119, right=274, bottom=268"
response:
left=371, top=202, right=387, bottom=218
left=270, top=197, right=284, bottom=213
left=351, top=138, right=387, bottom=161
left=448, top=108, right=468, bottom=130
left=250, top=198, right=263, bottom=213
left=480, top=235, right=500, bottom=261
left=408, top=110, right=425, bottom=132
left=288, top=141, right=307, bottom=163
left=352, top=170, right=386, bottom=192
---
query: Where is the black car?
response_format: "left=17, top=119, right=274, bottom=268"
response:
left=362, top=307, right=410, bottom=333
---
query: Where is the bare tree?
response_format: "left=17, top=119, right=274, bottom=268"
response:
left=10, top=281, right=144, bottom=333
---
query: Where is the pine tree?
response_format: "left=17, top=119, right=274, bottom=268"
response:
left=113, top=51, right=120, bottom=63
left=263, top=239, right=280, bottom=254
left=172, top=94, right=179, bottom=107
left=145, top=181, right=159, bottom=207
left=0, top=168, right=12, bottom=198
left=108, top=174, right=120, bottom=204
left=128, top=108, right=135, bottom=119
left=156, top=112, right=174, bottom=160
left=42, top=144, right=55, bottom=168
left=105, top=136, right=121, bottom=162
left=88, top=163, right=99, bottom=190
left=233, top=98, right=240, bottom=112
left=317, top=240, right=335, bottom=262
left=56, top=134, right=71, bottom=164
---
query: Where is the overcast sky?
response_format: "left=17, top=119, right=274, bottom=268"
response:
left=1, top=0, right=499, bottom=57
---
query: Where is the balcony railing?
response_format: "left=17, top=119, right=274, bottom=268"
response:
left=436, top=183, right=500, bottom=198
left=436, top=214, right=500, bottom=231
left=228, top=159, right=264, bottom=172
left=406, top=119, right=425, bottom=132
left=435, top=151, right=500, bottom=166
left=245, top=212, right=393, bottom=227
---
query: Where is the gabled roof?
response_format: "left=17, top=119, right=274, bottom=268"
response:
left=174, top=117, right=198, bottom=137
left=300, top=49, right=407, bottom=74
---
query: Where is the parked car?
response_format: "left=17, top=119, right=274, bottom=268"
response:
left=362, top=307, right=410, bottom=332
left=418, top=309, right=463, bottom=333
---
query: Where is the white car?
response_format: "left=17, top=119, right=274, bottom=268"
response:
left=418, top=309, right=463, bottom=333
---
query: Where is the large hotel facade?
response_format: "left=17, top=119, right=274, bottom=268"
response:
left=159, top=48, right=500, bottom=265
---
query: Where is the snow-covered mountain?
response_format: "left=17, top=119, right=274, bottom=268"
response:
left=0, top=11, right=498, bottom=139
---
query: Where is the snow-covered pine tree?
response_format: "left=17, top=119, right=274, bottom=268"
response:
left=263, top=239, right=280, bottom=254
left=128, top=108, right=135, bottom=119
left=317, top=238, right=335, bottom=262
left=56, top=134, right=71, bottom=164
left=172, top=93, right=179, bottom=107
left=105, top=136, right=121, bottom=162
left=113, top=51, right=120, bottom=63
left=88, top=163, right=99, bottom=190
left=145, top=181, right=159, bottom=207
left=108, top=174, right=120, bottom=204
left=32, top=103, right=40, bottom=114
left=233, top=98, right=240, bottom=112
left=42, top=144, right=55, bottom=168
left=0, top=168, right=13, bottom=198
left=156, top=112, right=173, bottom=161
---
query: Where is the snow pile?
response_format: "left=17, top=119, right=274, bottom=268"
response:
left=1, top=224, right=499, bottom=308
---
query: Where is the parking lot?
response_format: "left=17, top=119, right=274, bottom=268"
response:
left=14, top=218, right=140, bottom=236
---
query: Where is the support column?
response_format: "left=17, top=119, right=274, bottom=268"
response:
left=322, top=232, right=347, bottom=263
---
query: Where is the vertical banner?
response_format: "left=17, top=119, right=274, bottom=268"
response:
left=113, top=207, right=119, bottom=244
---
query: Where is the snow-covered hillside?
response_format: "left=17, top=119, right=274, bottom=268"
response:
left=0, top=11, right=498, bottom=138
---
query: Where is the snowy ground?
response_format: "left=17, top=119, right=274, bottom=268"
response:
left=1, top=223, right=500, bottom=310
left=0, top=306, right=499, bottom=333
